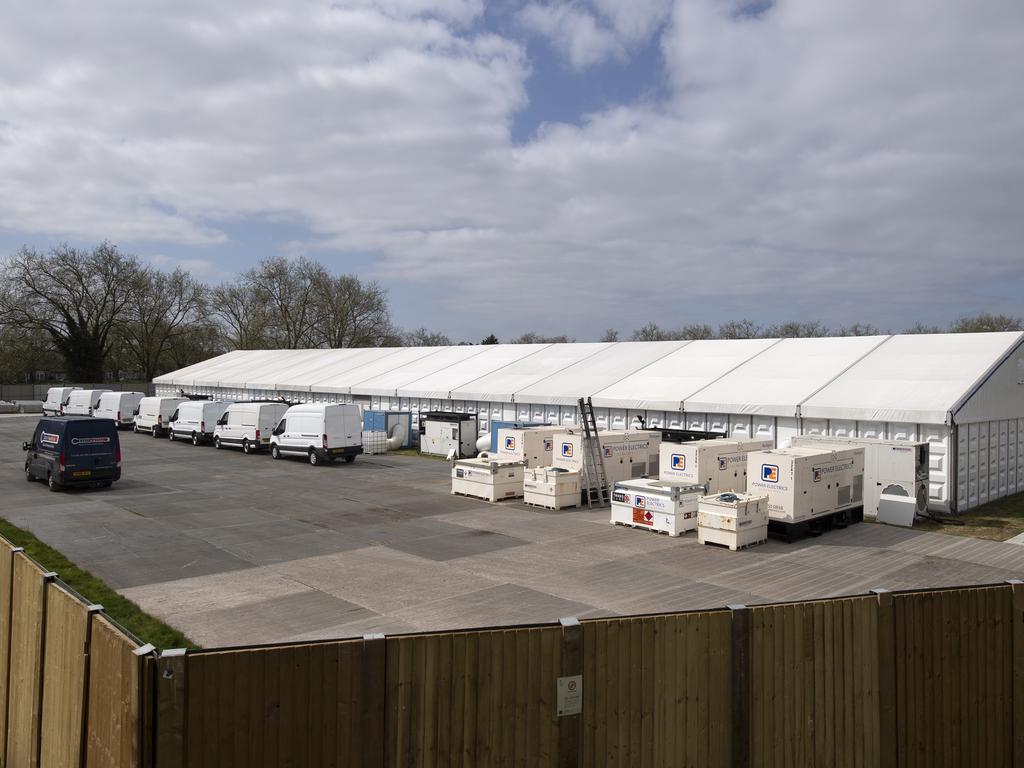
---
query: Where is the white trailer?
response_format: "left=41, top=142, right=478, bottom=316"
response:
left=451, top=456, right=526, bottom=502
left=747, top=446, right=866, bottom=539
left=420, top=413, right=478, bottom=458
left=610, top=479, right=705, bottom=536
left=553, top=429, right=662, bottom=485
left=659, top=438, right=775, bottom=493
left=495, top=426, right=563, bottom=467
left=697, top=492, right=770, bottom=551
left=523, top=467, right=581, bottom=510
left=790, top=435, right=929, bottom=521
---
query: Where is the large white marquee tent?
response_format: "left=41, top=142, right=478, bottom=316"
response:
left=154, top=332, right=1024, bottom=513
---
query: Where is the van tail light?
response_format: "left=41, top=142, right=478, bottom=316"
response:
left=322, top=434, right=328, bottom=450
left=116, top=448, right=122, bottom=465
left=157, top=415, right=162, bottom=425
left=59, top=452, right=65, bottom=473
left=255, top=429, right=261, bottom=441
left=201, top=420, right=206, bottom=433
left=117, top=411, right=122, bottom=422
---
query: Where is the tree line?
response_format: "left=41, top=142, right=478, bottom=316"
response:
left=0, top=242, right=1020, bottom=383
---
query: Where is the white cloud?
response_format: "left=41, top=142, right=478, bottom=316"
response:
left=1, top=0, right=1023, bottom=337
left=517, top=3, right=624, bottom=70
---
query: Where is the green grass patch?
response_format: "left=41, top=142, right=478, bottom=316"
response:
left=0, top=517, right=196, bottom=649
left=391, top=447, right=450, bottom=461
left=914, top=491, right=1024, bottom=542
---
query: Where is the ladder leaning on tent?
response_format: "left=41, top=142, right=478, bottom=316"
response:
left=577, top=397, right=610, bottom=507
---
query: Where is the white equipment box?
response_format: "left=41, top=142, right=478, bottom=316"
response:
left=553, top=430, right=662, bottom=486
left=697, top=492, right=770, bottom=551
left=659, top=438, right=774, bottom=494
left=496, top=426, right=562, bottom=467
left=746, top=447, right=866, bottom=526
left=420, top=413, right=478, bottom=458
left=523, top=466, right=581, bottom=510
left=790, top=435, right=929, bottom=519
left=451, top=456, right=526, bottom=502
left=610, top=479, right=705, bottom=536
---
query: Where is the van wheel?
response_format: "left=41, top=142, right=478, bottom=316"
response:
left=345, top=455, right=355, bottom=464
left=168, top=429, right=175, bottom=441
left=214, top=436, right=222, bottom=450
left=309, top=450, right=320, bottom=466
left=152, top=426, right=159, bottom=438
left=133, top=424, right=139, bottom=434
left=47, top=473, right=61, bottom=492
left=25, top=464, right=33, bottom=482
left=191, top=432, right=200, bottom=446
left=270, top=445, right=281, bottom=460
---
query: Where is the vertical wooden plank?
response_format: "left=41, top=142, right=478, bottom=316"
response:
left=154, top=648, right=187, bottom=768
left=873, top=590, right=896, bottom=768
left=1008, top=581, right=1024, bottom=768
left=462, top=633, right=478, bottom=767
left=593, top=621, right=608, bottom=767
left=651, top=617, right=664, bottom=768
left=0, top=541, right=22, bottom=763
left=730, top=605, right=751, bottom=768
left=661, top=618, right=675, bottom=768
left=538, top=628, right=556, bottom=768
left=689, top=612, right=709, bottom=768
left=640, top=618, right=654, bottom=768
left=709, top=611, right=733, bottom=767
left=39, top=583, right=89, bottom=768
left=513, top=631, right=528, bottom=767
left=606, top=621, right=621, bottom=767
left=449, top=633, right=466, bottom=768
left=801, top=606, right=814, bottom=768
left=500, top=631, right=516, bottom=768
left=616, top=620, right=629, bottom=766
left=475, top=632, right=492, bottom=767
left=361, top=635, right=386, bottom=768
left=5, top=554, right=50, bottom=768
left=557, top=618, right=582, bottom=768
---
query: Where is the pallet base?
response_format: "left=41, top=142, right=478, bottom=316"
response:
left=612, top=521, right=682, bottom=537
left=698, top=535, right=767, bottom=552
left=451, top=490, right=522, bottom=503
left=768, top=505, right=865, bottom=543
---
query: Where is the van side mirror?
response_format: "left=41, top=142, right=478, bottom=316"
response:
left=22, top=441, right=31, bottom=451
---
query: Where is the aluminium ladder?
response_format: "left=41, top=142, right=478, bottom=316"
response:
left=577, top=397, right=610, bottom=508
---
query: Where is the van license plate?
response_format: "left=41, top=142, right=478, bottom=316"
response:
left=73, top=471, right=92, bottom=477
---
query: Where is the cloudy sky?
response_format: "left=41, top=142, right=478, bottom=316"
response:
left=1, top=0, right=1022, bottom=340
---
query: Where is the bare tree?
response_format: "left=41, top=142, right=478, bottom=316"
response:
left=0, top=326, right=60, bottom=382
left=404, top=327, right=451, bottom=346
left=164, top=319, right=228, bottom=370
left=310, top=273, right=394, bottom=348
left=763, top=320, right=829, bottom=338
left=835, top=322, right=883, bottom=336
left=0, top=243, right=142, bottom=380
left=718, top=319, right=761, bottom=339
left=511, top=332, right=572, bottom=343
left=249, top=256, right=326, bottom=348
left=119, top=268, right=208, bottom=381
left=209, top=283, right=271, bottom=349
left=480, top=334, right=499, bottom=345
left=902, top=321, right=942, bottom=334
left=600, top=328, right=619, bottom=342
left=949, top=313, right=1023, bottom=333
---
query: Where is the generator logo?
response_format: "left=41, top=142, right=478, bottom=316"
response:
left=561, top=442, right=573, bottom=458
left=71, top=436, right=111, bottom=446
left=634, top=495, right=646, bottom=508
left=603, top=446, right=613, bottom=458
left=543, top=438, right=553, bottom=452
left=504, top=436, right=516, bottom=451
left=40, top=431, right=60, bottom=446
left=671, top=454, right=685, bottom=471
left=761, top=464, right=780, bottom=483
left=813, top=468, right=822, bottom=483
left=719, top=458, right=728, bottom=471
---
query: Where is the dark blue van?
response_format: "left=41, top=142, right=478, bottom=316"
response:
left=23, top=416, right=122, bottom=491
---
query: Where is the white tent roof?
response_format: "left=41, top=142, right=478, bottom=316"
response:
left=684, top=336, right=891, bottom=417
left=591, top=338, right=780, bottom=411
left=800, top=332, right=1024, bottom=425
left=399, top=344, right=550, bottom=400
left=325, top=346, right=449, bottom=394
left=514, top=341, right=689, bottom=406
left=193, top=349, right=314, bottom=388
left=351, top=345, right=493, bottom=397
left=450, top=342, right=612, bottom=402
left=152, top=350, right=248, bottom=386
left=242, top=348, right=384, bottom=391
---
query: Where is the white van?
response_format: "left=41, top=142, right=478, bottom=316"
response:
left=213, top=401, right=289, bottom=454
left=134, top=396, right=187, bottom=437
left=42, top=387, right=79, bottom=416
left=270, top=403, right=363, bottom=465
left=168, top=400, right=233, bottom=445
left=94, top=391, right=145, bottom=428
left=63, top=389, right=111, bottom=416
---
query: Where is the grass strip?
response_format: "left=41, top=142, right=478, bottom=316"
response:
left=913, top=491, right=1024, bottom=542
left=0, top=517, right=196, bottom=649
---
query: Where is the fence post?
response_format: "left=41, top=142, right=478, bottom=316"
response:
left=728, top=604, right=751, bottom=768
left=361, top=633, right=386, bottom=768
left=872, top=588, right=897, bottom=768
left=1008, top=580, right=1024, bottom=767
left=558, top=617, right=582, bottom=768
left=154, top=648, right=187, bottom=768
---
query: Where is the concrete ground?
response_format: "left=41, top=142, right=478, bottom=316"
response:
left=2, top=414, right=1023, bottom=648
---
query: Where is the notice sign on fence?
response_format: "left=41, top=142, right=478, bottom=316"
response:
left=557, top=675, right=583, bottom=716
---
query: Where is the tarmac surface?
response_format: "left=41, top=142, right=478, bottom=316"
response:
left=2, top=414, right=1023, bottom=648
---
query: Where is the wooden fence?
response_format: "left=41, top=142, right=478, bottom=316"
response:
left=2, top=529, right=1023, bottom=767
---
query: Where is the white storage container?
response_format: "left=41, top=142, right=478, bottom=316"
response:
left=553, top=430, right=661, bottom=486
left=697, top=492, right=769, bottom=551
left=496, top=426, right=563, bottom=467
left=420, top=413, right=478, bottom=458
left=790, top=435, right=929, bottom=519
left=659, top=438, right=774, bottom=493
left=523, top=466, right=581, bottom=510
left=746, top=447, right=866, bottom=526
left=610, top=479, right=705, bottom=536
left=451, top=456, right=526, bottom=502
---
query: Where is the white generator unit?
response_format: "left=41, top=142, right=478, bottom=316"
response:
left=553, top=430, right=661, bottom=486
left=747, top=446, right=866, bottom=537
left=420, top=413, right=478, bottom=458
left=790, top=435, right=929, bottom=520
left=659, top=438, right=774, bottom=494
left=451, top=456, right=526, bottom=502
left=523, top=466, right=582, bottom=510
left=697, top=492, right=770, bottom=551
left=496, top=426, right=563, bottom=467
left=610, top=479, right=705, bottom=536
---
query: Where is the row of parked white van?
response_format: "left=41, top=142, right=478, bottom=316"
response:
left=41, top=387, right=363, bottom=466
